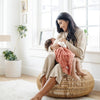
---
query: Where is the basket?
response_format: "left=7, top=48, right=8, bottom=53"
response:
left=37, top=70, right=94, bottom=98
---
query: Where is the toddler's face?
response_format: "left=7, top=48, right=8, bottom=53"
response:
left=51, top=38, right=56, bottom=44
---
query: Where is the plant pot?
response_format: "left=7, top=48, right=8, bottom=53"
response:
left=4, top=60, right=22, bottom=77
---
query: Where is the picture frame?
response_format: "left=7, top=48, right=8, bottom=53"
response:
left=21, top=0, right=28, bottom=13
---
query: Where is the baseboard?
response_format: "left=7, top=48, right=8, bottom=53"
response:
left=93, top=79, right=100, bottom=91
left=0, top=67, right=5, bottom=75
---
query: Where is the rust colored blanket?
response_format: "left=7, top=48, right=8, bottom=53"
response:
left=55, top=47, right=75, bottom=75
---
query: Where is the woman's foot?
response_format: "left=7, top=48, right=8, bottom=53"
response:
left=31, top=94, right=42, bottom=100
left=31, top=77, right=56, bottom=100
left=31, top=97, right=40, bottom=100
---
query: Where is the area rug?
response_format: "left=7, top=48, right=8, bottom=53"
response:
left=0, top=80, right=96, bottom=100
left=0, top=79, right=39, bottom=100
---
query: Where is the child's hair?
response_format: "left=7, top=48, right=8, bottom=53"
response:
left=45, top=38, right=52, bottom=51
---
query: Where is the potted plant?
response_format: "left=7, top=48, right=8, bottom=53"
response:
left=3, top=50, right=22, bottom=77
left=17, top=25, right=27, bottom=38
left=3, top=25, right=27, bottom=77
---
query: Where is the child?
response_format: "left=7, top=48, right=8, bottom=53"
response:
left=45, top=38, right=86, bottom=80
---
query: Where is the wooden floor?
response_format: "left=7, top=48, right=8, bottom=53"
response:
left=0, top=74, right=100, bottom=100
left=0, top=74, right=36, bottom=82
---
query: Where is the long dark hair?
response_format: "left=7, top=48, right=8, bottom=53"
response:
left=56, top=12, right=78, bottom=45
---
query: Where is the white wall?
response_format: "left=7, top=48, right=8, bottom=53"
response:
left=0, top=0, right=20, bottom=74
left=1, top=0, right=20, bottom=51
left=6, top=0, right=20, bottom=51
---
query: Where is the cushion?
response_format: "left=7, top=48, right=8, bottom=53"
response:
left=37, top=70, right=94, bottom=98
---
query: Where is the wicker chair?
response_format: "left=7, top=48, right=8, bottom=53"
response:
left=37, top=70, right=94, bottom=98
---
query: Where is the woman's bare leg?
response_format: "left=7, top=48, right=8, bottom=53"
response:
left=71, top=58, right=80, bottom=80
left=76, top=58, right=86, bottom=76
left=31, top=77, right=57, bottom=100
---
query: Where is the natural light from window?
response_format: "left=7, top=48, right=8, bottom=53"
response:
left=31, top=0, right=100, bottom=52
left=39, top=0, right=60, bottom=46
left=72, top=0, right=100, bottom=52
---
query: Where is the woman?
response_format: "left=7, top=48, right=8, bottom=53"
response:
left=31, top=12, right=87, bottom=100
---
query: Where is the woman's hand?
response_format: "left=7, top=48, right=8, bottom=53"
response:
left=60, top=38, right=67, bottom=44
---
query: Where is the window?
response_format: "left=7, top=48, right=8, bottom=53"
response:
left=38, top=0, right=60, bottom=46
left=71, top=0, right=100, bottom=51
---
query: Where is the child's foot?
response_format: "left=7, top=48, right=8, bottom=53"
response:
left=71, top=73, right=80, bottom=80
left=77, top=71, right=87, bottom=76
